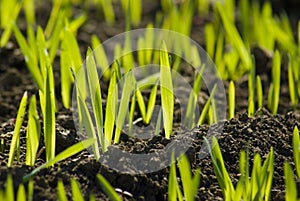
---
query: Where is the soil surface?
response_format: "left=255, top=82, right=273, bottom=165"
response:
left=0, top=1, right=300, bottom=201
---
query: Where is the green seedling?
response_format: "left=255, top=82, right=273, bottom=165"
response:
left=25, top=95, right=40, bottom=166
left=248, top=56, right=256, bottom=117
left=23, top=0, right=36, bottom=26
left=114, top=70, right=135, bottom=143
left=57, top=180, right=68, bottom=201
left=256, top=75, right=263, bottom=110
left=39, top=56, right=56, bottom=162
left=205, top=23, right=216, bottom=59
left=239, top=0, right=250, bottom=46
left=293, top=126, right=300, bottom=178
left=91, top=35, right=110, bottom=80
left=168, top=153, right=200, bottom=201
left=8, top=92, right=28, bottom=167
left=121, top=0, right=142, bottom=26
left=104, top=71, right=118, bottom=149
left=96, top=174, right=122, bottom=201
left=228, top=81, right=235, bottom=119
left=61, top=27, right=84, bottom=108
left=284, top=162, right=300, bottom=201
left=178, top=154, right=201, bottom=201
left=205, top=136, right=274, bottom=201
left=288, top=54, right=298, bottom=110
left=197, top=84, right=217, bottom=126
left=86, top=49, right=105, bottom=153
left=0, top=0, right=21, bottom=47
left=184, top=66, right=205, bottom=128
left=160, top=42, right=174, bottom=139
left=71, top=179, right=85, bottom=201
left=217, top=2, right=252, bottom=71
left=268, top=50, right=281, bottom=115
left=23, top=138, right=95, bottom=182
left=96, top=0, right=115, bottom=24
left=197, top=0, right=209, bottom=16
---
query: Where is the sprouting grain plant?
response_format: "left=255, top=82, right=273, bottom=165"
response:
left=160, top=42, right=174, bottom=139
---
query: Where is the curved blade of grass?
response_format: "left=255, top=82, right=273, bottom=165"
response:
left=284, top=162, right=297, bottom=201
left=57, top=180, right=67, bottom=201
left=160, top=42, right=174, bottom=139
left=178, top=154, right=201, bottom=201
left=114, top=71, right=135, bottom=143
left=197, top=85, right=217, bottom=125
left=0, top=2, right=21, bottom=47
left=184, top=65, right=205, bottom=128
left=91, top=35, right=110, bottom=80
left=204, top=136, right=234, bottom=196
left=270, top=50, right=281, bottom=114
left=42, top=64, right=56, bottom=162
left=136, top=88, right=146, bottom=121
left=104, top=72, right=118, bottom=149
left=17, top=184, right=26, bottom=201
left=293, top=126, right=300, bottom=178
left=13, top=24, right=43, bottom=89
left=228, top=81, right=235, bottom=119
left=86, top=48, right=104, bottom=152
left=26, top=95, right=40, bottom=166
left=96, top=174, right=122, bottom=201
left=217, top=3, right=251, bottom=70
left=23, top=138, right=95, bottom=182
left=8, top=91, right=28, bottom=167
left=71, top=179, right=84, bottom=201
left=28, top=180, right=34, bottom=201
left=288, top=54, right=298, bottom=110
left=145, top=83, right=158, bottom=124
left=5, top=175, right=14, bottom=201
left=256, top=75, right=263, bottom=110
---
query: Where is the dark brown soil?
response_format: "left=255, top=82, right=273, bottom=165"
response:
left=1, top=1, right=300, bottom=201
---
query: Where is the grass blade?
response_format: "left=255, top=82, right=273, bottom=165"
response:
left=57, top=180, right=67, bottom=201
left=114, top=71, right=135, bottom=143
left=284, top=162, right=297, bottom=201
left=8, top=91, right=28, bottom=167
left=104, top=72, right=118, bottom=149
left=23, top=138, right=95, bottom=182
left=293, top=126, right=300, bottom=178
left=5, top=175, right=14, bottom=201
left=26, top=95, right=40, bottom=166
left=17, top=184, right=26, bottom=201
left=228, top=81, right=235, bottom=119
left=256, top=75, right=263, bottom=110
left=71, top=179, right=84, bottom=201
left=197, top=85, right=217, bottom=125
left=160, top=42, right=174, bottom=139
left=96, top=174, right=122, bottom=201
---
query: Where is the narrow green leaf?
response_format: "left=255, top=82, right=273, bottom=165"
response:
left=26, top=95, right=40, bottom=166
left=145, top=83, right=158, bottom=124
left=17, top=184, right=26, bottom=201
left=136, top=88, right=147, bottom=121
left=197, top=85, right=217, bottom=125
left=270, top=50, right=281, bottom=114
left=228, top=81, right=235, bottom=119
left=71, top=179, right=84, bottom=201
left=168, top=153, right=178, bottom=201
left=5, top=175, right=14, bottom=201
left=160, top=42, right=174, bottom=139
left=288, top=54, right=298, bottom=110
left=96, top=174, right=122, bottom=201
left=57, top=180, right=67, bottom=201
left=86, top=49, right=104, bottom=152
left=293, top=126, right=300, bottom=178
left=104, top=72, right=118, bottom=149
left=13, top=24, right=43, bottom=89
left=8, top=91, right=28, bottom=167
left=114, top=71, right=135, bottom=143
left=28, top=180, right=34, bottom=201
left=256, top=75, right=263, bottom=109
left=284, top=162, right=297, bottom=201
left=43, top=64, right=56, bottom=162
left=23, top=138, right=96, bottom=182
